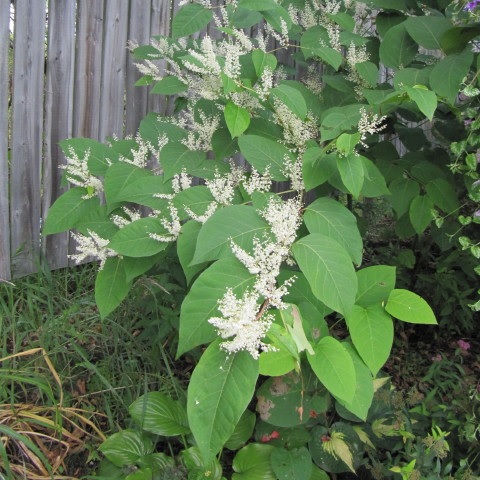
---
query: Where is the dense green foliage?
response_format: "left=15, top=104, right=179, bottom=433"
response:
left=42, top=0, right=479, bottom=478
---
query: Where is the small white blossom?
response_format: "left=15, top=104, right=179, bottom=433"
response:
left=243, top=168, right=272, bottom=195
left=261, top=196, right=302, bottom=247
left=69, top=230, right=117, bottom=269
left=172, top=168, right=193, bottom=194
left=209, top=289, right=274, bottom=358
left=111, top=206, right=142, bottom=229
left=185, top=201, right=218, bottom=223
left=205, top=164, right=245, bottom=205
left=149, top=203, right=181, bottom=242
left=283, top=155, right=305, bottom=192
left=357, top=107, right=386, bottom=148
left=61, top=148, right=103, bottom=199
left=181, top=111, right=221, bottom=151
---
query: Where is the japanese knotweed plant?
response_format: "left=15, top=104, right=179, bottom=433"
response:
left=44, top=0, right=480, bottom=474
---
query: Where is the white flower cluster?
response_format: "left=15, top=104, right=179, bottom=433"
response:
left=149, top=202, right=181, bottom=242
left=172, top=168, right=193, bottom=194
left=119, top=134, right=167, bottom=169
left=69, top=230, right=117, bottom=269
left=283, top=155, right=305, bottom=192
left=209, top=289, right=274, bottom=359
left=243, top=168, right=272, bottom=195
left=210, top=196, right=302, bottom=358
left=346, top=42, right=371, bottom=92
left=111, top=206, right=142, bottom=229
left=180, top=110, right=220, bottom=151
left=357, top=107, right=387, bottom=148
left=61, top=148, right=103, bottom=199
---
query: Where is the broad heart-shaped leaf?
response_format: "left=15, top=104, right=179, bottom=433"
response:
left=104, top=162, right=153, bottom=213
left=304, top=197, right=363, bottom=265
left=187, top=340, right=259, bottom=461
left=320, top=104, right=362, bottom=141
left=393, top=67, right=432, bottom=89
left=406, top=85, right=437, bottom=120
left=151, top=76, right=187, bottom=95
left=335, top=343, right=374, bottom=421
left=270, top=84, right=308, bottom=119
left=252, top=49, right=277, bottom=76
left=409, top=194, right=434, bottom=235
left=129, top=392, right=190, bottom=436
left=238, top=135, right=290, bottom=180
left=292, top=234, right=357, bottom=316
left=43, top=188, right=99, bottom=234
left=307, top=336, right=356, bottom=403
left=404, top=15, right=452, bottom=50
left=346, top=305, right=393, bottom=376
left=356, top=265, right=396, bottom=307
left=302, top=149, right=336, bottom=191
left=161, top=142, right=206, bottom=181
left=115, top=176, right=171, bottom=210
left=336, top=153, right=364, bottom=200
left=271, top=447, right=312, bottom=480
left=385, top=289, right=437, bottom=324
left=388, top=178, right=420, bottom=218
left=225, top=101, right=251, bottom=138
left=177, top=221, right=208, bottom=285
left=108, top=217, right=170, bottom=257
left=360, top=157, right=390, bottom=198
left=95, top=257, right=131, bottom=319
left=379, top=23, right=417, bottom=69
left=238, top=0, right=278, bottom=9
left=425, top=178, right=460, bottom=213
left=177, top=258, right=256, bottom=357
left=430, top=49, right=474, bottom=104
left=99, top=429, right=153, bottom=467
left=191, top=205, right=270, bottom=265
left=172, top=3, right=213, bottom=38
left=232, top=443, right=276, bottom=480
left=224, top=410, right=256, bottom=451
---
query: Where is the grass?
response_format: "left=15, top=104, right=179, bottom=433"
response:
left=0, top=262, right=185, bottom=478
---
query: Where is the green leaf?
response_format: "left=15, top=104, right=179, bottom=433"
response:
left=115, top=176, right=171, bottom=210
left=440, top=26, right=480, bottom=55
left=191, top=205, right=270, bottom=264
left=283, top=304, right=314, bottom=355
left=95, top=257, right=131, bottom=318
left=104, top=162, right=153, bottom=213
left=302, top=149, right=336, bottom=191
left=44, top=188, right=99, bottom=234
left=304, top=197, right=363, bottom=265
left=177, top=258, right=256, bottom=356
left=292, top=234, right=357, bottom=316
left=238, top=135, right=291, bottom=180
left=356, top=265, right=396, bottom=307
left=406, top=85, right=437, bottom=120
left=301, top=26, right=342, bottom=69
left=259, top=348, right=296, bottom=377
left=336, top=343, right=374, bottom=421
left=307, top=337, right=356, bottom=403
left=388, top=178, right=420, bottom=218
left=177, top=221, right=208, bottom=285
left=360, top=157, right=390, bottom=197
left=139, top=113, right=186, bottom=146
left=60, top=138, right=112, bottom=176
left=181, top=447, right=223, bottom=480
left=430, top=49, right=474, bottom=104
left=252, top=49, right=278, bottom=76
left=336, top=133, right=361, bottom=157
left=129, top=392, right=190, bottom=436
left=385, top=289, right=437, bottom=324
left=404, top=16, right=452, bottom=50
left=225, top=410, right=256, bottom=451
left=151, top=76, right=188, bottom=95
left=161, top=142, right=206, bottom=181
left=225, top=101, right=251, bottom=138
left=173, top=185, right=216, bottom=221
left=320, top=105, right=362, bottom=141
left=409, top=194, right=434, bottom=235
left=336, top=153, right=365, bottom=199
left=172, top=3, right=213, bottom=38
left=271, top=447, right=312, bottom=480
left=393, top=67, right=432, bottom=89
left=425, top=178, right=460, bottom=213
left=187, top=340, right=259, bottom=461
left=99, top=429, right=153, bottom=467
left=346, top=305, right=393, bottom=376
left=232, top=444, right=276, bottom=480
left=379, top=23, right=417, bottom=69
left=271, top=84, right=308, bottom=119
left=355, top=61, right=379, bottom=87
left=238, top=0, right=278, bottom=10
left=109, top=217, right=170, bottom=257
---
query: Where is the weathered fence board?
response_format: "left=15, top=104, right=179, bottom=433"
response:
left=42, top=0, right=76, bottom=270
left=10, top=1, right=47, bottom=277
left=0, top=0, right=10, bottom=281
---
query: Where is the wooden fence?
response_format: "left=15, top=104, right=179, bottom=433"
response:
left=0, top=0, right=181, bottom=280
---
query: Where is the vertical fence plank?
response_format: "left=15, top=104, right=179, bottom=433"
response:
left=42, top=0, right=76, bottom=270
left=125, top=0, right=152, bottom=136
left=10, top=0, right=46, bottom=277
left=98, top=0, right=129, bottom=141
left=0, top=0, right=10, bottom=281
left=73, top=0, right=104, bottom=140
left=149, top=0, right=172, bottom=115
